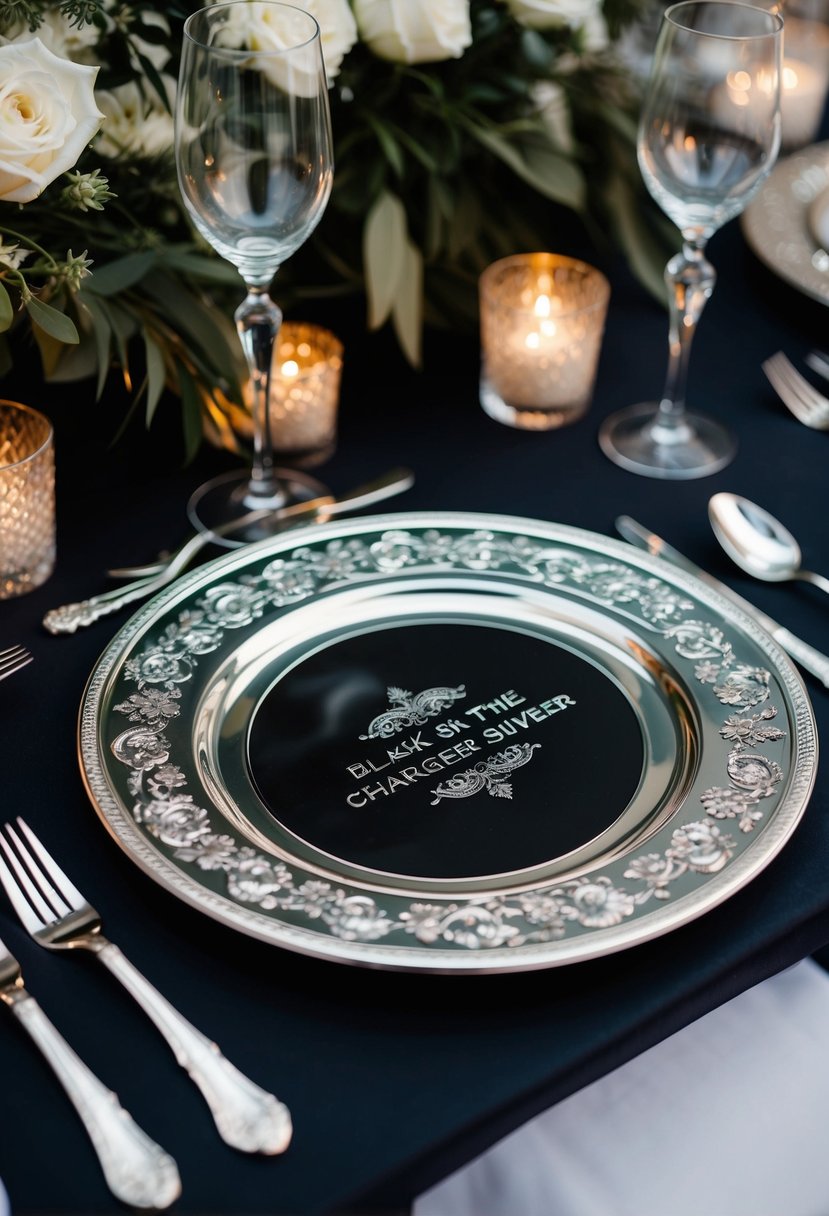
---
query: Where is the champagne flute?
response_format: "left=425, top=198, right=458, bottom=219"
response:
left=599, top=0, right=782, bottom=479
left=175, top=1, right=334, bottom=541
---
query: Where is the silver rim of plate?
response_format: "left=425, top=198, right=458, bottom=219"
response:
left=742, top=140, right=829, bottom=304
left=78, top=511, right=818, bottom=974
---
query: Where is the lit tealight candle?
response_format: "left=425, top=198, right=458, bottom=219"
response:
left=0, top=400, right=55, bottom=599
left=714, top=45, right=829, bottom=150
left=267, top=322, right=344, bottom=467
left=479, top=254, right=610, bottom=430
left=779, top=56, right=828, bottom=147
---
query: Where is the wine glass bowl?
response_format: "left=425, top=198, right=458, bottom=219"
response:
left=175, top=2, right=334, bottom=538
left=599, top=0, right=783, bottom=479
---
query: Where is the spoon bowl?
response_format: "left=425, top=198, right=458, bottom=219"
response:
left=708, top=493, right=829, bottom=595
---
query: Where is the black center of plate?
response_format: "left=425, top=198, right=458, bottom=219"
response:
left=247, top=623, right=644, bottom=880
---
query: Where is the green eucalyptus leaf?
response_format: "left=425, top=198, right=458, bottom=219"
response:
left=135, top=51, right=169, bottom=111
left=363, top=191, right=407, bottom=330
left=104, top=299, right=140, bottom=368
left=520, top=28, right=555, bottom=70
left=471, top=125, right=586, bottom=210
left=25, top=296, right=80, bottom=344
left=392, top=237, right=423, bottom=369
left=46, top=336, right=99, bottom=384
left=162, top=250, right=243, bottom=285
left=77, top=291, right=113, bottom=400
left=143, top=329, right=168, bottom=425
left=140, top=271, right=242, bottom=388
left=394, top=134, right=440, bottom=174
left=365, top=115, right=405, bottom=177
left=31, top=325, right=64, bottom=378
left=0, top=281, right=12, bottom=333
left=84, top=252, right=158, bottom=296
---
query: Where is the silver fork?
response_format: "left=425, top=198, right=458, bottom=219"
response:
left=804, top=349, right=829, bottom=384
left=0, top=645, right=32, bottom=681
left=0, top=817, right=292, bottom=1155
left=762, top=351, right=829, bottom=430
left=0, top=930, right=181, bottom=1209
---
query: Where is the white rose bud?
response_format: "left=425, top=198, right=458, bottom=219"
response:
left=303, top=0, right=358, bottom=79
left=0, top=37, right=103, bottom=205
left=505, top=0, right=603, bottom=33
left=353, top=0, right=472, bottom=64
left=94, top=78, right=176, bottom=160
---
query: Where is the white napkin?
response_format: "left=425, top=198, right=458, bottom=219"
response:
left=415, top=958, right=829, bottom=1216
left=0, top=1175, right=8, bottom=1216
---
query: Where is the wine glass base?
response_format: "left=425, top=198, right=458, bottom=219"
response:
left=187, top=467, right=328, bottom=549
left=598, top=402, right=737, bottom=480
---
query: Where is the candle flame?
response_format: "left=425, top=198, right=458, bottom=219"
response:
left=783, top=63, right=800, bottom=90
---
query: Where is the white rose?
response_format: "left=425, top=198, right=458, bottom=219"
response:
left=0, top=37, right=103, bottom=204
left=301, top=0, right=357, bottom=79
left=506, top=0, right=602, bottom=32
left=209, top=1, right=345, bottom=94
left=94, top=77, right=175, bottom=160
left=353, top=0, right=472, bottom=64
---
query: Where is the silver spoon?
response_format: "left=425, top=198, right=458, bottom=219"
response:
left=708, top=492, right=829, bottom=595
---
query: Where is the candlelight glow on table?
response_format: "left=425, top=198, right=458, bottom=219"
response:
left=479, top=253, right=610, bottom=431
left=0, top=401, right=55, bottom=599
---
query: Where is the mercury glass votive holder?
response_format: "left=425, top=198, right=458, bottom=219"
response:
left=268, top=322, right=344, bottom=467
left=0, top=400, right=56, bottom=599
left=479, top=253, right=611, bottom=431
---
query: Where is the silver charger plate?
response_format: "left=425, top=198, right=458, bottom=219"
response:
left=79, top=512, right=818, bottom=974
left=742, top=140, right=829, bottom=305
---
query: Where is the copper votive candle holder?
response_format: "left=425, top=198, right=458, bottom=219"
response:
left=268, top=322, right=344, bottom=468
left=479, top=253, right=610, bottom=431
left=0, top=400, right=55, bottom=599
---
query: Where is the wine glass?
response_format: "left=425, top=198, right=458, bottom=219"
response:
left=175, top=1, right=334, bottom=542
left=598, top=0, right=782, bottom=479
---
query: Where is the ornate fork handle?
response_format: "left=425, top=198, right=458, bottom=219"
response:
left=42, top=529, right=215, bottom=634
left=42, top=466, right=414, bottom=634
left=7, top=988, right=181, bottom=1209
left=99, top=941, right=292, bottom=1154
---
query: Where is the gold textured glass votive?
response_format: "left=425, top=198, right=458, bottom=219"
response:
left=0, top=400, right=55, bottom=599
left=268, top=322, right=344, bottom=467
left=479, top=253, right=610, bottom=430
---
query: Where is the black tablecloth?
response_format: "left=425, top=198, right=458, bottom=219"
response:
left=1, top=203, right=828, bottom=1215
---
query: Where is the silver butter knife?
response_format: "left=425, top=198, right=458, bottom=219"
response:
left=615, top=514, right=829, bottom=689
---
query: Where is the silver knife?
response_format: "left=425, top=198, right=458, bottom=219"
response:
left=615, top=514, right=829, bottom=689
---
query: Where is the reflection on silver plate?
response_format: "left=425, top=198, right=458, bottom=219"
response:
left=79, top=512, right=818, bottom=973
left=742, top=141, right=829, bottom=304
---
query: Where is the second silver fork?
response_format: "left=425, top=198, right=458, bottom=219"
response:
left=0, top=817, right=292, bottom=1155
left=0, top=645, right=33, bottom=682
left=762, top=351, right=829, bottom=430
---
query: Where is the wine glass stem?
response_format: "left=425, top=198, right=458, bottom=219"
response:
left=235, top=287, right=284, bottom=509
left=655, top=238, right=716, bottom=440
